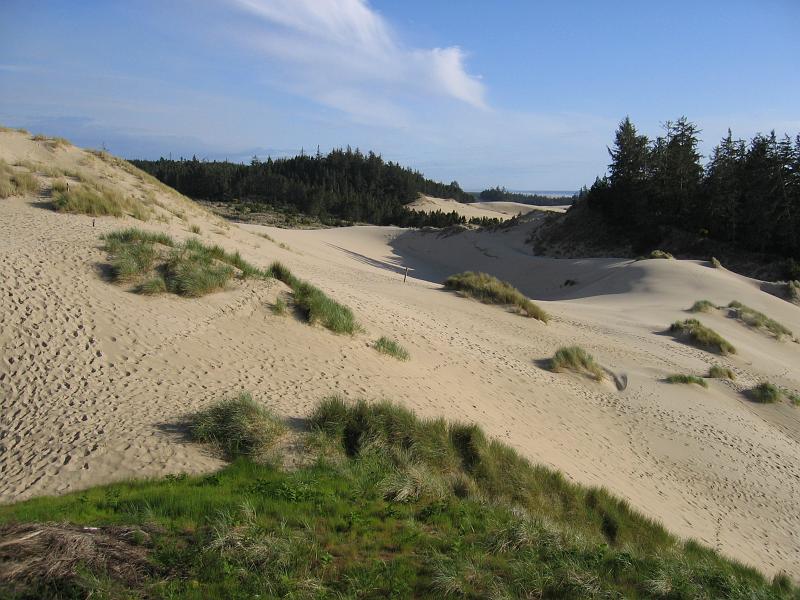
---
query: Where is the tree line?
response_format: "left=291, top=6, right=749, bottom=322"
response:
left=131, top=148, right=474, bottom=227
left=584, top=116, right=800, bottom=264
left=477, top=186, right=573, bottom=206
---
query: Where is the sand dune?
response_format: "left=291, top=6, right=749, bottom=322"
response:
left=407, top=194, right=565, bottom=220
left=1, top=131, right=799, bottom=578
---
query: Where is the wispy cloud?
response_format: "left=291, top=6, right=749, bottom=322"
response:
left=228, top=0, right=487, bottom=124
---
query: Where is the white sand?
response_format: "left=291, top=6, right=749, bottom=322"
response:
left=407, top=194, right=566, bottom=220
left=2, top=131, right=799, bottom=577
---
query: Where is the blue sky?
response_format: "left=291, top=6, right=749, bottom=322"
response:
left=1, top=0, right=798, bottom=189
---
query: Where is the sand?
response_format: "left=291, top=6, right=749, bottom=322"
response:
left=407, top=194, right=567, bottom=220
left=1, top=130, right=799, bottom=578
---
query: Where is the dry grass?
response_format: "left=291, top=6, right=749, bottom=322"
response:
left=549, top=346, right=604, bottom=380
left=708, top=365, right=735, bottom=380
left=54, top=178, right=149, bottom=220
left=444, top=271, right=549, bottom=322
left=0, top=161, right=39, bottom=198
left=710, top=256, right=722, bottom=268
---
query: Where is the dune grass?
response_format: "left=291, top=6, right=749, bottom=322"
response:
left=374, top=336, right=410, bottom=361
left=191, top=393, right=285, bottom=461
left=443, top=271, right=549, bottom=322
left=549, top=345, right=604, bottom=380
left=270, top=296, right=287, bottom=315
left=103, top=228, right=268, bottom=297
left=665, top=374, right=708, bottom=388
left=709, top=364, right=736, bottom=380
left=1, top=396, right=793, bottom=599
left=711, top=256, right=722, bottom=268
left=690, top=299, right=717, bottom=313
left=189, top=223, right=201, bottom=234
left=749, top=382, right=781, bottom=404
left=639, top=249, right=674, bottom=260
left=727, top=301, right=792, bottom=340
left=270, top=261, right=358, bottom=334
left=670, top=318, right=736, bottom=355
left=53, top=179, right=148, bottom=219
left=0, top=160, right=39, bottom=198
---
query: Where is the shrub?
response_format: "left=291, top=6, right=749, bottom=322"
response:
left=191, top=393, right=285, bottom=460
left=549, top=346, right=604, bottom=380
left=443, top=271, right=549, bottom=322
left=690, top=299, right=716, bottom=313
left=669, top=319, right=736, bottom=355
left=665, top=374, right=708, bottom=388
left=374, top=336, right=410, bottom=361
left=708, top=365, right=735, bottom=380
left=749, top=382, right=781, bottom=404
left=727, top=301, right=792, bottom=339
left=710, top=256, right=722, bottom=268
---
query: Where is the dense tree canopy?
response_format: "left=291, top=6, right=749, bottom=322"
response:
left=585, top=117, right=800, bottom=261
left=132, top=148, right=474, bottom=227
left=477, top=186, right=573, bottom=206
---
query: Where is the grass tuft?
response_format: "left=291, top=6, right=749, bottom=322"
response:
left=549, top=345, right=604, bottom=380
left=136, top=276, right=167, bottom=296
left=669, top=319, right=736, bottom=355
left=708, top=365, right=735, bottom=380
left=189, top=224, right=201, bottom=234
left=690, top=299, right=716, bottom=313
left=639, top=249, right=674, bottom=260
left=710, top=256, right=722, bottom=268
left=665, top=374, right=708, bottom=388
left=271, top=296, right=287, bottom=315
left=54, top=182, right=144, bottom=218
left=444, top=271, right=549, bottom=322
left=727, top=301, right=792, bottom=339
left=748, top=382, right=781, bottom=404
left=374, top=336, right=410, bottom=361
left=191, top=393, right=285, bottom=460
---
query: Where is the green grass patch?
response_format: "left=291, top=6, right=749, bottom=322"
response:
left=271, top=261, right=358, bottom=334
left=728, top=301, right=793, bottom=339
left=374, top=336, right=410, bottom=361
left=748, top=382, right=781, bottom=404
left=443, top=271, right=549, bottom=322
left=102, top=228, right=268, bottom=297
left=709, top=364, right=735, bottom=380
left=191, top=393, right=285, bottom=461
left=270, top=296, right=287, bottom=315
left=670, top=318, right=736, bottom=355
left=1, top=397, right=792, bottom=598
left=665, top=374, right=708, bottom=388
left=690, top=299, right=717, bottom=313
left=549, top=345, right=604, bottom=380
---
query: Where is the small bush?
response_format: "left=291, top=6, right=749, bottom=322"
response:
left=690, top=299, right=716, bottom=313
left=708, top=365, right=735, bottom=380
left=710, top=256, right=722, bottom=268
left=550, top=346, right=604, bottom=380
left=374, top=337, right=410, bottom=361
left=444, top=271, right=549, bottom=322
left=191, top=393, right=285, bottom=460
left=727, top=301, right=792, bottom=339
left=670, top=319, right=736, bottom=355
left=665, top=374, right=708, bottom=388
left=749, top=382, right=781, bottom=404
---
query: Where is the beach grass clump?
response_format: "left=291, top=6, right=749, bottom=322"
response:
left=270, top=296, right=287, bottom=315
left=708, top=365, right=735, bottom=380
left=665, top=374, right=708, bottom=388
left=444, top=271, right=549, bottom=322
left=549, top=345, right=604, bottom=380
left=270, top=261, right=358, bottom=334
left=710, top=256, right=722, bottom=268
left=639, top=249, right=674, bottom=260
left=748, top=382, right=781, bottom=404
left=0, top=161, right=39, bottom=198
left=727, top=301, right=792, bottom=339
left=189, top=224, right=201, bottom=234
left=51, top=178, right=69, bottom=194
left=670, top=319, right=736, bottom=355
left=0, top=396, right=794, bottom=599
left=374, top=336, right=410, bottom=361
left=136, top=276, right=167, bottom=295
left=54, top=181, right=144, bottom=218
left=191, top=393, right=285, bottom=461
left=690, top=299, right=717, bottom=313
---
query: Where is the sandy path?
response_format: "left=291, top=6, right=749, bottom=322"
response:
left=1, top=131, right=799, bottom=577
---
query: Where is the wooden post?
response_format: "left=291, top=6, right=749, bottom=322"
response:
left=403, top=267, right=408, bottom=283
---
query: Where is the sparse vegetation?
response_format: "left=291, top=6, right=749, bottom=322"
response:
left=645, top=249, right=674, bottom=260
left=51, top=178, right=69, bottom=194
left=271, top=261, right=358, bottom=334
left=0, top=161, right=39, bottom=198
left=711, top=256, right=722, bottom=268
left=690, top=299, right=716, bottom=313
left=189, top=223, right=201, bottom=234
left=374, top=336, right=410, bottom=361
left=191, top=393, right=285, bottom=461
left=102, top=228, right=268, bottom=297
left=54, top=178, right=148, bottom=219
left=709, top=364, right=735, bottom=380
left=749, top=382, right=781, bottom=404
left=444, top=271, right=549, bottom=322
left=549, top=345, right=604, bottom=380
left=728, top=301, right=792, bottom=339
left=270, top=296, right=287, bottom=315
left=670, top=318, right=736, bottom=355
left=1, top=396, right=793, bottom=598
left=665, top=374, right=708, bottom=388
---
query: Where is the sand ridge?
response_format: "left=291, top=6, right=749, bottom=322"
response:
left=1, top=131, right=799, bottom=578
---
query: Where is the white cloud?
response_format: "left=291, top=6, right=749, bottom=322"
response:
left=227, top=0, right=487, bottom=123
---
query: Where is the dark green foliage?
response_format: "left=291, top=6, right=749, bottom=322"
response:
left=0, top=398, right=794, bottom=599
left=584, top=118, right=800, bottom=262
left=131, top=149, right=475, bottom=227
left=477, top=186, right=574, bottom=206
left=749, top=382, right=781, bottom=403
left=665, top=374, right=708, bottom=388
left=549, top=346, right=604, bottom=380
left=670, top=319, right=736, bottom=355
left=444, top=271, right=549, bottom=322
